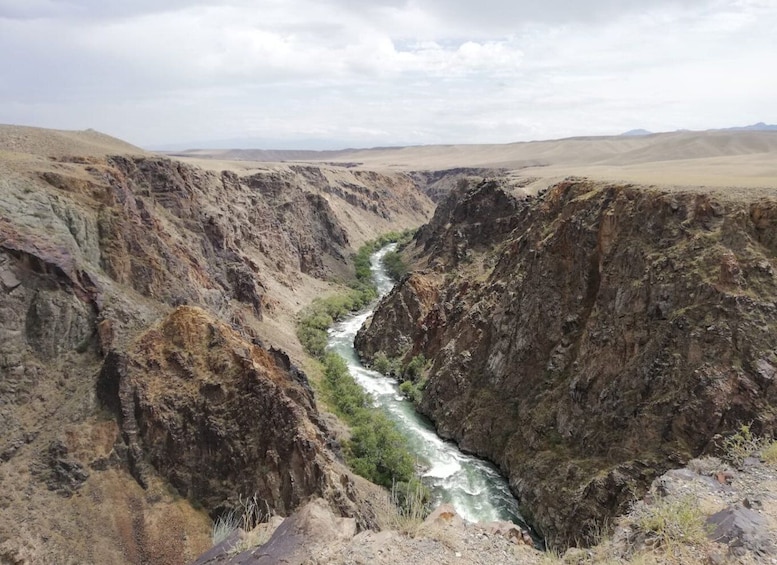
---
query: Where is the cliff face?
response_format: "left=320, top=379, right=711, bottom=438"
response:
left=356, top=179, right=777, bottom=547
left=0, top=132, right=432, bottom=564
left=96, top=306, right=373, bottom=522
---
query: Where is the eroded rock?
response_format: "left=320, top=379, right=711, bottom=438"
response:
left=97, top=306, right=341, bottom=516
left=707, top=503, right=775, bottom=557
left=0, top=129, right=433, bottom=564
left=357, top=179, right=777, bottom=548
left=30, top=440, right=89, bottom=497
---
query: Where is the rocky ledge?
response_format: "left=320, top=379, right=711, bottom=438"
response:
left=189, top=449, right=777, bottom=564
left=192, top=499, right=539, bottom=565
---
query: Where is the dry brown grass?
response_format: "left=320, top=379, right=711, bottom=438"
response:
left=762, top=440, right=777, bottom=465
left=371, top=481, right=430, bottom=537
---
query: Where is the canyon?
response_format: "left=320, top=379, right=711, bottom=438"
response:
left=3, top=123, right=777, bottom=564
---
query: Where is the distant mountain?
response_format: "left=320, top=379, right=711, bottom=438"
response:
left=723, top=122, right=777, bottom=132
left=620, top=129, right=653, bottom=137
left=149, top=136, right=410, bottom=152
left=150, top=137, right=360, bottom=152
left=621, top=123, right=777, bottom=138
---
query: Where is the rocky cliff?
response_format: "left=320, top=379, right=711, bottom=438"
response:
left=95, top=306, right=371, bottom=519
left=356, top=178, right=777, bottom=548
left=0, top=126, right=432, bottom=564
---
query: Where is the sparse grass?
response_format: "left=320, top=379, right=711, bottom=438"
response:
left=723, top=423, right=766, bottom=466
left=538, top=548, right=565, bottom=564
left=536, top=488, right=720, bottom=565
left=229, top=523, right=277, bottom=555
left=211, top=493, right=268, bottom=547
left=763, top=440, right=777, bottom=465
left=374, top=478, right=432, bottom=536
left=212, top=511, right=240, bottom=546
left=392, top=479, right=431, bottom=525
left=635, top=495, right=710, bottom=551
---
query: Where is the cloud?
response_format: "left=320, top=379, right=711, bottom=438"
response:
left=0, top=0, right=214, bottom=20
left=0, top=0, right=775, bottom=147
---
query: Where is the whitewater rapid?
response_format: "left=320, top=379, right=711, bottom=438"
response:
left=327, top=244, right=527, bottom=525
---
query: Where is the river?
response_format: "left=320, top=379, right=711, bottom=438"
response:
left=327, top=244, right=529, bottom=528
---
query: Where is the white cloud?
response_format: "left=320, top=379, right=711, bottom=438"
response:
left=0, top=0, right=775, bottom=147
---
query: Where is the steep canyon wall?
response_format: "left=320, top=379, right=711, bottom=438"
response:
left=356, top=179, right=777, bottom=547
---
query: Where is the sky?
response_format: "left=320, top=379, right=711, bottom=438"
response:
left=0, top=0, right=775, bottom=149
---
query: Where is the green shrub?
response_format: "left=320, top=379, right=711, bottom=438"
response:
left=723, top=423, right=765, bottom=466
left=398, top=380, right=419, bottom=403
left=381, top=250, right=408, bottom=281
left=403, top=354, right=427, bottom=380
left=371, top=351, right=402, bottom=376
left=373, top=351, right=391, bottom=374
left=296, top=325, right=328, bottom=358
left=351, top=229, right=415, bottom=286
left=348, top=411, right=415, bottom=487
left=296, top=289, right=375, bottom=360
left=322, top=352, right=369, bottom=419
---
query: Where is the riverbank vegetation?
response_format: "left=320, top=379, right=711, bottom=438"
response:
left=353, top=229, right=414, bottom=283
left=381, top=250, right=408, bottom=281
left=368, top=351, right=428, bottom=404
left=321, top=353, right=414, bottom=487
left=297, top=230, right=414, bottom=357
left=296, top=233, right=419, bottom=489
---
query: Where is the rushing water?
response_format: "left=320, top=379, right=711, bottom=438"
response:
left=327, top=244, right=528, bottom=527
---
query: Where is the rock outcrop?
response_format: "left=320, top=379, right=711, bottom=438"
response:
left=356, top=178, right=777, bottom=548
left=192, top=499, right=542, bottom=565
left=408, top=168, right=507, bottom=202
left=96, top=306, right=367, bottom=520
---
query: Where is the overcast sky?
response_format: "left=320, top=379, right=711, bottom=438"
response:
left=1, top=0, right=775, bottom=149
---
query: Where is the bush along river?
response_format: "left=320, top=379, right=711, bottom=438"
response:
left=327, top=244, right=536, bottom=536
